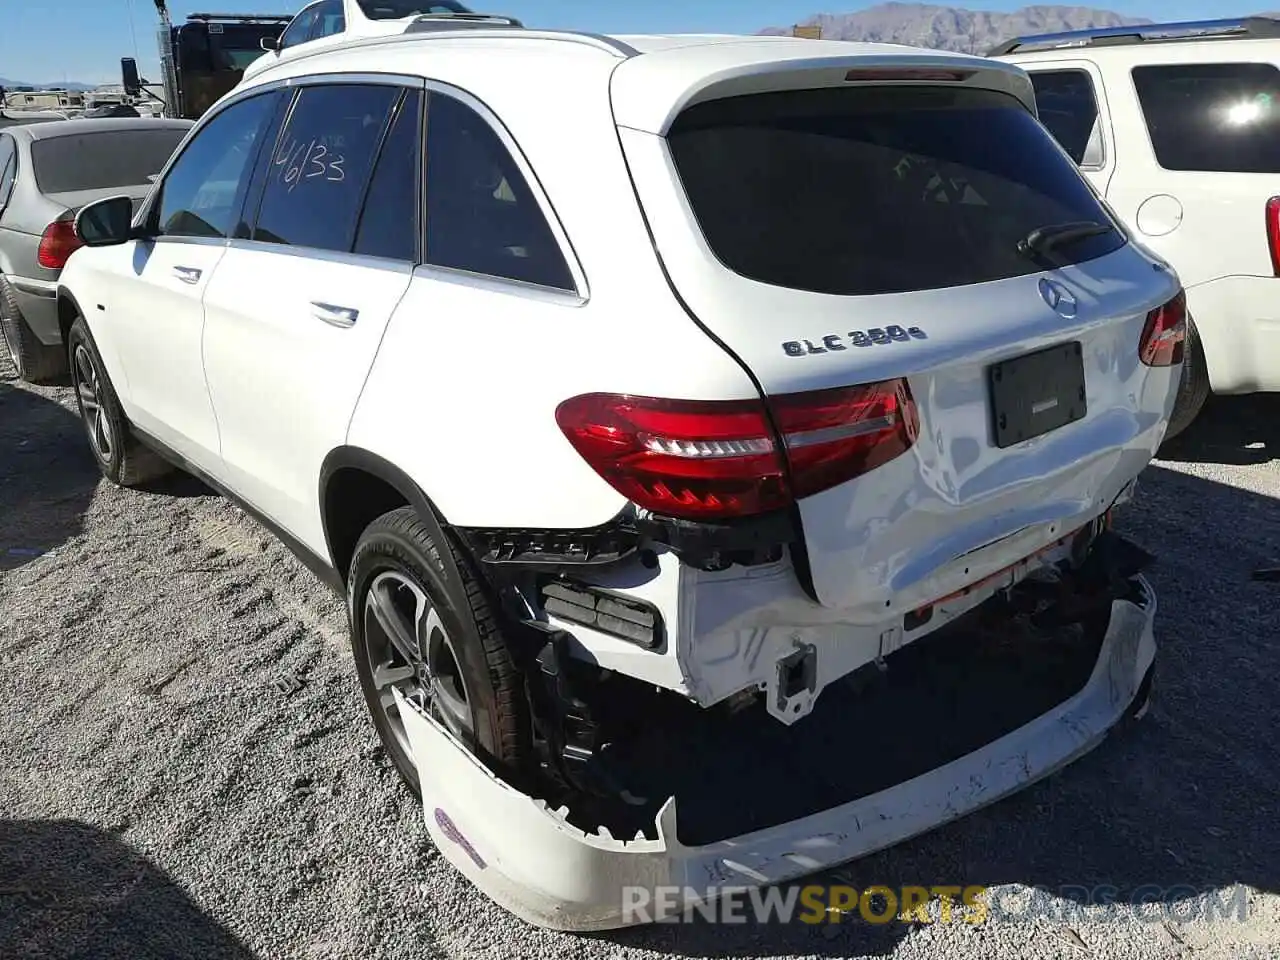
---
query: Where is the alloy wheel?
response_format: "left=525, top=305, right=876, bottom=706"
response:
left=73, top=344, right=113, bottom=462
left=363, top=570, right=473, bottom=766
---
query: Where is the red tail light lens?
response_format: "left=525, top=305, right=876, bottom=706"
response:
left=1138, top=289, right=1187, bottom=367
left=37, top=219, right=84, bottom=270
left=555, top=380, right=919, bottom=521
left=1266, top=196, right=1280, bottom=276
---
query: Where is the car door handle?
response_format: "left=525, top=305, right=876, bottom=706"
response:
left=173, top=266, right=202, bottom=284
left=311, top=302, right=358, bottom=328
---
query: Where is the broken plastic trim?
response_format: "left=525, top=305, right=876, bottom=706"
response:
left=395, top=573, right=1158, bottom=931
left=540, top=580, right=664, bottom=650
left=452, top=506, right=797, bottom=572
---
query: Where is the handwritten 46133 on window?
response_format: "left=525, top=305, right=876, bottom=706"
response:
left=250, top=83, right=400, bottom=252
left=275, top=133, right=346, bottom=191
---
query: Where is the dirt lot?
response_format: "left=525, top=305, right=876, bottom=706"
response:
left=2, top=345, right=1279, bottom=960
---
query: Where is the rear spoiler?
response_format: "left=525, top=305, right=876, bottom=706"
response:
left=609, top=46, right=1037, bottom=135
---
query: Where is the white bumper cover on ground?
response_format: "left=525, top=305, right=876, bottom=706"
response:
left=396, top=577, right=1157, bottom=932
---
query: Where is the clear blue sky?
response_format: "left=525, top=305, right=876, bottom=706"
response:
left=0, top=0, right=1254, bottom=85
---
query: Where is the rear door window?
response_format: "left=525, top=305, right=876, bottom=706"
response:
left=1029, top=69, right=1105, bottom=167
left=1132, top=62, right=1280, bottom=173
left=30, top=128, right=188, bottom=194
left=666, top=85, right=1125, bottom=297
left=250, top=82, right=400, bottom=253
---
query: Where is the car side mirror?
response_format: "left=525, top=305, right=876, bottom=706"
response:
left=76, top=196, right=136, bottom=247
left=261, top=36, right=281, bottom=52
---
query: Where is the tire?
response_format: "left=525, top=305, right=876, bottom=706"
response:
left=347, top=506, right=528, bottom=797
left=1162, top=315, right=1211, bottom=445
left=66, top=314, right=172, bottom=486
left=0, top=276, right=66, bottom=385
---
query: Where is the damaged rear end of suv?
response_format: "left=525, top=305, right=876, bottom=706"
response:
left=337, top=34, right=1186, bottom=931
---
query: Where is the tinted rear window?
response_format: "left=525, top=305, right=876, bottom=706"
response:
left=31, top=128, right=187, bottom=194
left=667, top=85, right=1125, bottom=296
left=1132, top=62, right=1280, bottom=173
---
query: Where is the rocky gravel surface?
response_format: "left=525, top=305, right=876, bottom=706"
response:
left=2, top=346, right=1278, bottom=960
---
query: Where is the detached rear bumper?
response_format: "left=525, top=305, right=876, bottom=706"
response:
left=397, top=575, right=1157, bottom=932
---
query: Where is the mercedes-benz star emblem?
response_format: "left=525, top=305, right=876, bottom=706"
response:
left=1038, top=278, right=1078, bottom=319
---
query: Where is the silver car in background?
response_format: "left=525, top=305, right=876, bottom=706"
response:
left=0, top=117, right=192, bottom=382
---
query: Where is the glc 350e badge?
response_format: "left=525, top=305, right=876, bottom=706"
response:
left=783, top=325, right=929, bottom=357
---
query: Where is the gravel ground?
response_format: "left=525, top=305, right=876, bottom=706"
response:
left=2, top=345, right=1279, bottom=960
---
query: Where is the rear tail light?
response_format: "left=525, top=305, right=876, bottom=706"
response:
left=1266, top=196, right=1280, bottom=276
left=554, top=380, right=919, bottom=522
left=37, top=219, right=83, bottom=270
left=1138, top=288, right=1187, bottom=367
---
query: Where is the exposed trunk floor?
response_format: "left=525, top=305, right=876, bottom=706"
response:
left=584, top=596, right=1112, bottom=846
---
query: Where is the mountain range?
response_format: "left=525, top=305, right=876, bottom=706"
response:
left=760, top=3, right=1266, bottom=54
left=0, top=78, right=96, bottom=92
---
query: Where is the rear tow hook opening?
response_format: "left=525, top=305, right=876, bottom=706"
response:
left=775, top=643, right=818, bottom=720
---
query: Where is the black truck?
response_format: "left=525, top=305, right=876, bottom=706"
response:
left=124, top=2, right=291, bottom=120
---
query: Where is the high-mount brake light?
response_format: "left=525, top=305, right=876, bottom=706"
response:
left=555, top=381, right=919, bottom=522
left=37, top=219, right=83, bottom=270
left=1138, top=288, right=1187, bottom=367
left=844, top=68, right=976, bottom=82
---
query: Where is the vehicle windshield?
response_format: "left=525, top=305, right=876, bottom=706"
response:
left=31, top=128, right=188, bottom=194
left=176, top=22, right=286, bottom=73
left=355, top=0, right=471, bottom=19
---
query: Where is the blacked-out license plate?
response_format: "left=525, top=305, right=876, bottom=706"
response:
left=988, top=341, right=1086, bottom=448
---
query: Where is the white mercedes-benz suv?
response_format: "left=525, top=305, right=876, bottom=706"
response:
left=58, top=20, right=1183, bottom=930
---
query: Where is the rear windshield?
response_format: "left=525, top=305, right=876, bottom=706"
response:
left=356, top=0, right=470, bottom=19
left=1132, top=62, right=1280, bottom=173
left=666, top=85, right=1126, bottom=296
left=31, top=128, right=187, bottom=194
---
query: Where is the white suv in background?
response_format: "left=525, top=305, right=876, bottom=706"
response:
left=242, top=0, right=477, bottom=81
left=992, top=16, right=1280, bottom=439
left=58, top=26, right=1181, bottom=929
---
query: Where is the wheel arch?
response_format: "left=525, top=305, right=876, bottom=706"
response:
left=55, top=285, right=85, bottom=346
left=319, top=446, right=466, bottom=589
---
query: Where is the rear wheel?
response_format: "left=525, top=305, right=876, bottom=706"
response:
left=347, top=506, right=528, bottom=797
left=0, top=277, right=65, bottom=385
left=1162, top=316, right=1210, bottom=445
left=66, top=315, right=172, bottom=486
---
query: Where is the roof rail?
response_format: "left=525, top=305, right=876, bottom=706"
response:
left=987, top=16, right=1280, bottom=57
left=400, top=16, right=640, bottom=57
left=186, top=12, right=294, bottom=23
left=403, top=12, right=525, bottom=32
